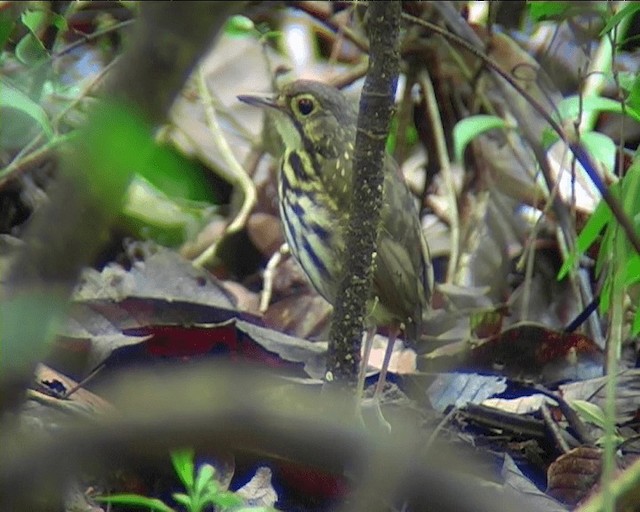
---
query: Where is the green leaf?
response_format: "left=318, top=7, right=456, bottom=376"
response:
left=121, top=175, right=215, bottom=246
left=193, top=463, right=216, bottom=496
left=50, top=12, right=68, bottom=32
left=95, top=494, right=175, bottom=512
left=581, top=131, right=616, bottom=175
left=140, top=140, right=217, bottom=203
left=453, top=115, right=506, bottom=162
left=621, top=159, right=640, bottom=212
left=210, top=491, right=244, bottom=509
left=528, top=1, right=571, bottom=21
left=632, top=308, right=640, bottom=335
left=21, top=9, right=47, bottom=33
left=224, top=15, right=256, bottom=37
left=600, top=3, right=640, bottom=36
left=595, top=227, right=612, bottom=282
left=624, top=253, right=640, bottom=287
left=172, top=493, right=191, bottom=508
left=599, top=270, right=612, bottom=314
left=625, top=75, right=640, bottom=115
left=15, top=32, right=47, bottom=64
left=16, top=10, right=51, bottom=64
left=558, top=199, right=611, bottom=279
left=541, top=127, right=560, bottom=149
left=556, top=95, right=640, bottom=123
left=0, top=10, right=15, bottom=50
left=171, top=449, right=195, bottom=490
left=571, top=400, right=607, bottom=429
left=0, top=82, right=53, bottom=138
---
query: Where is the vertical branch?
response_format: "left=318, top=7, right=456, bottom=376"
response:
left=325, top=2, right=401, bottom=391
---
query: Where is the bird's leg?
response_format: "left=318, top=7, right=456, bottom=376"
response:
left=357, top=325, right=377, bottom=398
left=359, top=325, right=397, bottom=434
left=374, top=324, right=400, bottom=399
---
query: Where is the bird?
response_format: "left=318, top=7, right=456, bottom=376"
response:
left=238, top=79, right=433, bottom=398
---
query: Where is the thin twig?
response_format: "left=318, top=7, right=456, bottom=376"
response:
left=260, top=243, right=289, bottom=313
left=290, top=1, right=370, bottom=53
left=194, top=67, right=257, bottom=267
left=418, top=69, right=459, bottom=283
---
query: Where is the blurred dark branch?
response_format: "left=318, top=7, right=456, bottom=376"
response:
left=0, top=2, right=246, bottom=410
left=0, top=364, right=538, bottom=512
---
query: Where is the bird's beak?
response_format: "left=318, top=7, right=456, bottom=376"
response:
left=237, top=92, right=280, bottom=110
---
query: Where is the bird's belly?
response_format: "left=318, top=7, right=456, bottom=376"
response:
left=278, top=188, right=343, bottom=303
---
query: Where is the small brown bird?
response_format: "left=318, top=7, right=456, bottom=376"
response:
left=239, top=80, right=433, bottom=395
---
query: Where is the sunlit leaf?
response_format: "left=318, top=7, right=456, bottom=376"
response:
left=581, top=131, right=616, bottom=175
left=571, top=399, right=607, bottom=429
left=170, top=449, right=195, bottom=489
left=21, top=9, right=47, bottom=33
left=453, top=115, right=506, bottom=162
left=556, top=95, right=640, bottom=124
left=194, top=463, right=216, bottom=496
left=224, top=15, right=255, bottom=37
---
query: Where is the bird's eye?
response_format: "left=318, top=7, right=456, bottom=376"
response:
left=296, top=97, right=315, bottom=116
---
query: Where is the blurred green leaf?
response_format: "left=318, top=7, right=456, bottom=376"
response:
left=0, top=10, right=14, bottom=50
left=581, top=131, right=616, bottom=174
left=121, top=175, right=215, bottom=247
left=143, top=143, right=214, bottom=203
left=0, top=81, right=53, bottom=138
left=624, top=253, right=640, bottom=287
left=211, top=491, right=244, bottom=509
left=453, top=115, right=506, bottom=162
left=171, top=449, right=195, bottom=490
left=80, top=101, right=153, bottom=205
left=95, top=494, right=175, bottom=512
left=194, top=463, right=216, bottom=496
left=558, top=197, right=611, bottom=280
left=528, top=1, right=571, bottom=21
left=541, top=127, right=559, bottom=149
left=15, top=32, right=47, bottom=64
left=624, top=75, right=640, bottom=114
left=224, top=14, right=256, bottom=37
left=21, top=9, right=47, bottom=33
left=50, top=12, right=68, bottom=32
left=557, top=95, right=640, bottom=123
left=172, top=493, right=191, bottom=508
left=387, top=115, right=418, bottom=154
left=633, top=308, right=640, bottom=335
